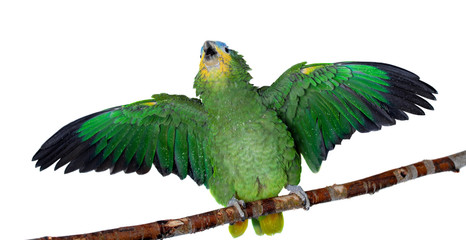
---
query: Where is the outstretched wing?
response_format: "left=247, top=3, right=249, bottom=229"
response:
left=259, top=62, right=436, bottom=172
left=33, top=93, right=212, bottom=186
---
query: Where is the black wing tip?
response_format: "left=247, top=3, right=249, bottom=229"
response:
left=343, top=61, right=437, bottom=114
left=338, top=62, right=438, bottom=94
left=64, top=167, right=75, bottom=174
left=348, top=61, right=437, bottom=93
left=38, top=107, right=118, bottom=151
left=31, top=107, right=120, bottom=173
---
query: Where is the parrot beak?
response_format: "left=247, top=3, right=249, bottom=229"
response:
left=202, top=41, right=220, bottom=68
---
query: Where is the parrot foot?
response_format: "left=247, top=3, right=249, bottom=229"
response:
left=286, top=185, right=310, bottom=210
left=228, top=196, right=246, bottom=220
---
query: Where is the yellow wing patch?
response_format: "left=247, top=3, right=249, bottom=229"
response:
left=141, top=101, right=156, bottom=106
left=301, top=65, right=321, bottom=75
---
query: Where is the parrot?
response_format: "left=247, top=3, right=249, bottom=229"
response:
left=32, top=40, right=437, bottom=237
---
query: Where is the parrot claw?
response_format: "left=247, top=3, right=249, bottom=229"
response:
left=286, top=185, right=310, bottom=210
left=228, top=196, right=246, bottom=220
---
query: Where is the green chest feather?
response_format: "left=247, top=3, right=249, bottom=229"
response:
left=202, top=84, right=296, bottom=204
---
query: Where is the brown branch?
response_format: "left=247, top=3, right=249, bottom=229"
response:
left=33, top=150, right=466, bottom=240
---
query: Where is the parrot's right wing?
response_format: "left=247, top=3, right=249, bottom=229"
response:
left=259, top=62, right=436, bottom=173
left=33, top=94, right=212, bottom=187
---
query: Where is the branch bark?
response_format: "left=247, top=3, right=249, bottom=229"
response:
left=33, top=150, right=466, bottom=240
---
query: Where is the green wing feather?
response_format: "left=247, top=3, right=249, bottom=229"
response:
left=33, top=93, right=212, bottom=186
left=260, top=62, right=437, bottom=172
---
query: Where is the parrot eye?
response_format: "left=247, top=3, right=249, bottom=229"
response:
left=225, top=47, right=230, bottom=53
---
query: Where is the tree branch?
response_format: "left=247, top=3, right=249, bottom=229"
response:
left=33, top=151, right=466, bottom=240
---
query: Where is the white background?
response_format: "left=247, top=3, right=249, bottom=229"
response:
left=1, top=1, right=465, bottom=240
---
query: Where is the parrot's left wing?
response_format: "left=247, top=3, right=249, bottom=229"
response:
left=259, top=62, right=436, bottom=173
left=33, top=94, right=212, bottom=186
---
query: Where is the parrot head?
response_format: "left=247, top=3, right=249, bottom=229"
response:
left=200, top=40, right=231, bottom=70
left=195, top=41, right=251, bottom=94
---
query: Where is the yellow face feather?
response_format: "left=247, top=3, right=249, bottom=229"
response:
left=199, top=45, right=233, bottom=80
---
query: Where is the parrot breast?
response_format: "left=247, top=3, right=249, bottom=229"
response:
left=203, top=83, right=297, bottom=206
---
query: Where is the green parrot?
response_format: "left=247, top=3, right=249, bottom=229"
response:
left=33, top=40, right=436, bottom=237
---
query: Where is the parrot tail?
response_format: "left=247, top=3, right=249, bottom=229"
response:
left=252, top=213, right=284, bottom=236
left=229, top=219, right=248, bottom=238
left=228, top=213, right=284, bottom=237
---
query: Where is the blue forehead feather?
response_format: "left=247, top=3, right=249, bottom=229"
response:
left=200, top=41, right=229, bottom=56
left=215, top=41, right=228, bottom=49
